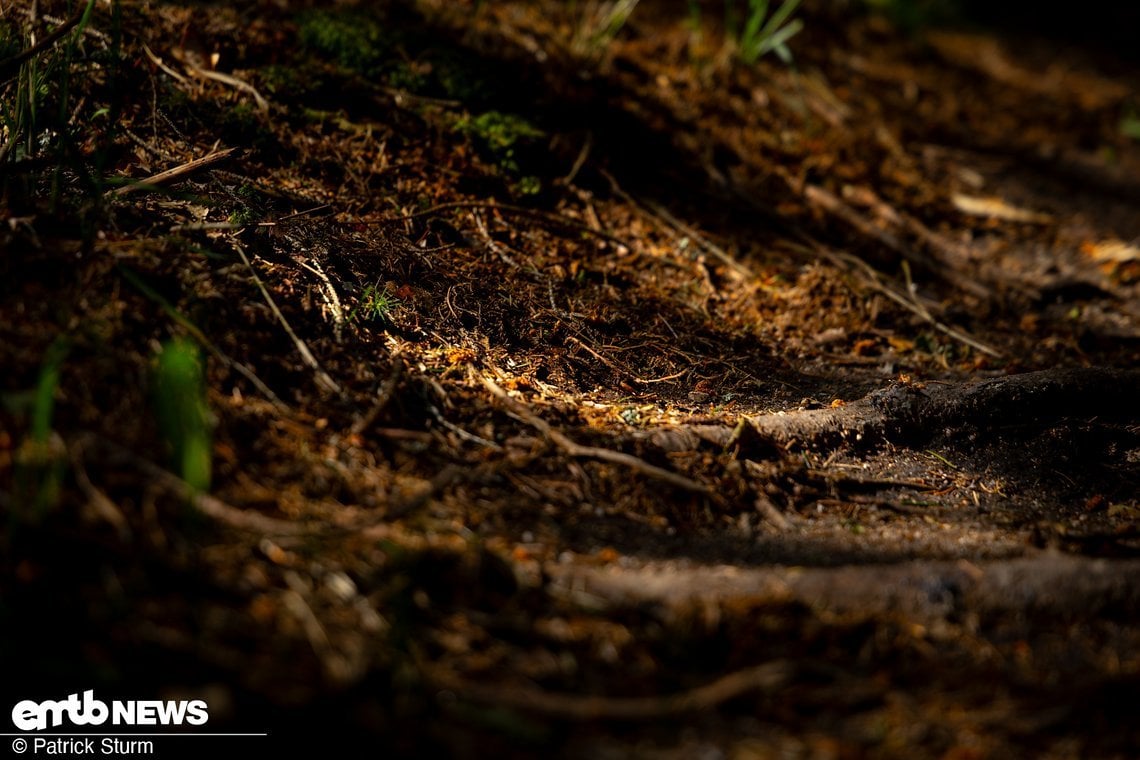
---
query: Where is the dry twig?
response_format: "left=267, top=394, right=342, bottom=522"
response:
left=358, top=200, right=631, bottom=252
left=801, top=183, right=993, bottom=300
left=483, top=377, right=709, bottom=494
left=565, top=335, right=687, bottom=385
left=792, top=239, right=1003, bottom=358
left=108, top=146, right=239, bottom=197
left=351, top=357, right=405, bottom=437
left=0, top=6, right=85, bottom=84
left=81, top=434, right=311, bottom=536
left=231, top=240, right=342, bottom=395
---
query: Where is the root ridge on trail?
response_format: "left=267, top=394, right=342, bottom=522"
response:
left=551, top=553, right=1140, bottom=627
left=645, top=367, right=1140, bottom=454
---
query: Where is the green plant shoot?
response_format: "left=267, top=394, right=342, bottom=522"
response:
left=12, top=340, right=69, bottom=518
left=734, top=0, right=804, bottom=65
left=153, top=338, right=212, bottom=493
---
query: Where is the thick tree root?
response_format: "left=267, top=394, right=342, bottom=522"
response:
left=550, top=552, right=1140, bottom=627
left=644, top=367, right=1140, bottom=455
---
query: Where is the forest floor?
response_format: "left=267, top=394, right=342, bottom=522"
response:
left=3, top=1, right=1140, bottom=757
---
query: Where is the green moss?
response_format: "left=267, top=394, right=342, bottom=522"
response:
left=431, top=50, right=496, bottom=103
left=226, top=184, right=270, bottom=227
left=863, top=0, right=964, bottom=31
left=1121, top=106, right=1140, bottom=141
left=219, top=101, right=276, bottom=153
left=386, top=61, right=429, bottom=93
left=454, top=111, right=547, bottom=196
left=236, top=183, right=260, bottom=200
left=258, top=63, right=315, bottom=98
left=228, top=207, right=258, bottom=227
left=297, top=9, right=394, bottom=76
left=0, top=19, right=21, bottom=59
left=513, top=175, right=543, bottom=196
left=294, top=8, right=512, bottom=109
left=455, top=111, right=544, bottom=173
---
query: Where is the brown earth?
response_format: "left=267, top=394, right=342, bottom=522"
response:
left=2, top=1, right=1140, bottom=757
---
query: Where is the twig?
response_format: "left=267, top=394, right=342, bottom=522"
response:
left=802, top=183, right=992, bottom=300
left=266, top=205, right=334, bottom=225
left=81, top=434, right=311, bottom=536
left=600, top=168, right=754, bottom=281
left=0, top=7, right=85, bottom=84
left=69, top=437, right=131, bottom=541
left=562, top=131, right=593, bottom=185
left=429, top=404, right=503, bottom=450
left=231, top=240, right=343, bottom=395
left=117, top=265, right=290, bottom=412
left=108, top=146, right=238, bottom=197
left=565, top=335, right=687, bottom=385
left=169, top=221, right=242, bottom=233
left=386, top=464, right=464, bottom=520
left=483, top=377, right=709, bottom=494
left=793, top=239, right=1002, bottom=358
left=815, top=497, right=931, bottom=517
left=428, top=661, right=792, bottom=720
left=354, top=200, right=631, bottom=252
left=754, top=494, right=791, bottom=531
left=380, top=85, right=460, bottom=108
left=282, top=571, right=334, bottom=661
left=351, top=357, right=404, bottom=436
left=140, top=42, right=191, bottom=85
left=122, top=127, right=176, bottom=161
left=470, top=209, right=521, bottom=268
left=184, top=64, right=269, bottom=112
left=297, top=258, right=347, bottom=342
left=804, top=470, right=936, bottom=492
left=645, top=198, right=753, bottom=279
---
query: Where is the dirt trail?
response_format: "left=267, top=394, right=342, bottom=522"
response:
left=2, top=1, right=1139, bottom=756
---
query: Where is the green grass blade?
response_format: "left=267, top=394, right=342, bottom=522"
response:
left=153, top=338, right=212, bottom=493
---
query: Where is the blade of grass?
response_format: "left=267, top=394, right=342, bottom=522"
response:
left=118, top=264, right=289, bottom=410
left=153, top=338, right=212, bottom=493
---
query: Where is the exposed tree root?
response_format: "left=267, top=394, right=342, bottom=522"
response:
left=549, top=553, right=1140, bottom=627
left=644, top=367, right=1140, bottom=455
